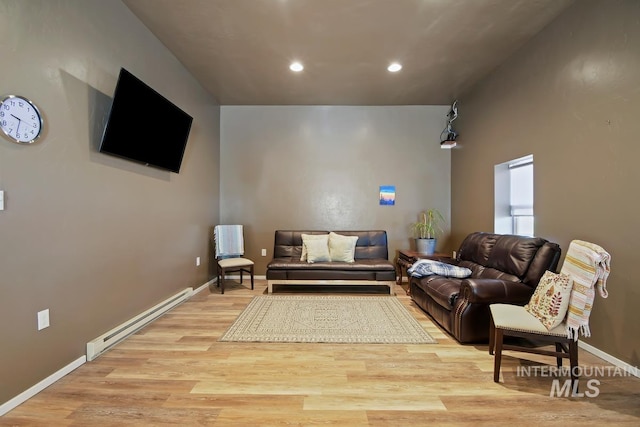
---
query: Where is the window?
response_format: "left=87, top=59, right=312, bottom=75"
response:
left=495, top=155, right=533, bottom=236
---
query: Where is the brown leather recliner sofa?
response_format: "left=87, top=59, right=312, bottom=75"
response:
left=409, top=232, right=561, bottom=343
left=266, top=230, right=396, bottom=294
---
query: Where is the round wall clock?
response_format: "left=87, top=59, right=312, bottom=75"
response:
left=0, top=95, right=44, bottom=144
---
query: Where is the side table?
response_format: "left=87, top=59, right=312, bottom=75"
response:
left=396, top=249, right=453, bottom=294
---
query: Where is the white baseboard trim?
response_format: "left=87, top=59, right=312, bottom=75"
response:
left=578, top=341, right=639, bottom=378
left=193, top=278, right=217, bottom=294
left=0, top=276, right=219, bottom=417
left=0, top=355, right=86, bottom=416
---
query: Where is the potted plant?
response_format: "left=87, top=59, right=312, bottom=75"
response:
left=410, top=209, right=444, bottom=255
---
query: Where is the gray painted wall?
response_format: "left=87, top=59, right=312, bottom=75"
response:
left=452, top=0, right=640, bottom=365
left=220, top=105, right=452, bottom=273
left=0, top=0, right=220, bottom=403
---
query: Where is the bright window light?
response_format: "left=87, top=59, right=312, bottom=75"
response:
left=494, top=155, right=534, bottom=236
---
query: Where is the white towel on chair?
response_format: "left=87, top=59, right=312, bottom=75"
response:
left=560, top=240, right=610, bottom=340
left=214, top=225, right=245, bottom=258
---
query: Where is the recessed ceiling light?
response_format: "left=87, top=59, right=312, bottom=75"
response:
left=388, top=62, right=402, bottom=72
left=289, top=61, right=304, bottom=72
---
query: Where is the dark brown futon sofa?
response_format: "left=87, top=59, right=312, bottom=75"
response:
left=266, top=230, right=396, bottom=294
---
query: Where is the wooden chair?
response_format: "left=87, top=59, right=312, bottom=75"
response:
left=489, top=240, right=610, bottom=388
left=489, top=303, right=579, bottom=384
left=214, top=225, right=254, bottom=294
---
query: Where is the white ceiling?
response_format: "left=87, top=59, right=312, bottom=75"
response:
left=123, top=0, right=574, bottom=106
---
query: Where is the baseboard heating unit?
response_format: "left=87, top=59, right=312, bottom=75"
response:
left=86, top=287, right=193, bottom=361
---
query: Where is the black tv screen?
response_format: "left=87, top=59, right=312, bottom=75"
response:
left=100, top=68, right=193, bottom=173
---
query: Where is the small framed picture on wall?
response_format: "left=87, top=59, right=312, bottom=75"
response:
left=379, top=185, right=395, bottom=206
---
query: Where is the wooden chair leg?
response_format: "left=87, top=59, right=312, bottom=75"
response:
left=240, top=268, right=244, bottom=284
left=569, top=339, right=579, bottom=389
left=493, top=328, right=504, bottom=383
left=555, top=343, right=563, bottom=368
left=220, top=267, right=225, bottom=294
left=249, top=265, right=254, bottom=289
left=489, top=316, right=495, bottom=355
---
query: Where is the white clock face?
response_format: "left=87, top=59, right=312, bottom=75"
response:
left=0, top=95, right=43, bottom=144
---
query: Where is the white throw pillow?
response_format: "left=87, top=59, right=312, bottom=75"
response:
left=328, top=232, right=358, bottom=262
left=303, top=236, right=331, bottom=263
left=525, top=270, right=573, bottom=330
left=300, top=233, right=329, bottom=261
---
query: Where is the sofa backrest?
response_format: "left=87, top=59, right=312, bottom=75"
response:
left=457, top=232, right=561, bottom=287
left=272, top=230, right=389, bottom=260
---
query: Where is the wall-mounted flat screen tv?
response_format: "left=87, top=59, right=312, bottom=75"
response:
left=99, top=68, right=193, bottom=173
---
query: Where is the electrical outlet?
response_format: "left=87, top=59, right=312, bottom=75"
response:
left=37, top=309, right=50, bottom=330
left=196, top=256, right=201, bottom=266
left=261, top=249, right=267, bottom=257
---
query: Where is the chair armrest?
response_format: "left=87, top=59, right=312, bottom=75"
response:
left=460, top=279, right=533, bottom=305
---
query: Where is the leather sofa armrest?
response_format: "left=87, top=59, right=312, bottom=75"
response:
left=460, top=278, right=533, bottom=305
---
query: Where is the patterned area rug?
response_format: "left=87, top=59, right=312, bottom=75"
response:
left=219, top=295, right=436, bottom=344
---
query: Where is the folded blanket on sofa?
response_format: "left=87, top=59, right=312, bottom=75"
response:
left=408, top=259, right=472, bottom=278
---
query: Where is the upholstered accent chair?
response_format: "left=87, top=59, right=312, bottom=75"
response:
left=489, top=240, right=610, bottom=387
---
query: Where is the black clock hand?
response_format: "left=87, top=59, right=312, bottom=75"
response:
left=10, top=114, right=22, bottom=134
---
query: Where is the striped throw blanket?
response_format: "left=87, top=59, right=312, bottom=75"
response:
left=214, top=225, right=245, bottom=258
left=560, top=240, right=611, bottom=340
left=408, top=259, right=472, bottom=279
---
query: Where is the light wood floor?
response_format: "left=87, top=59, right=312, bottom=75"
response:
left=2, top=280, right=639, bottom=426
